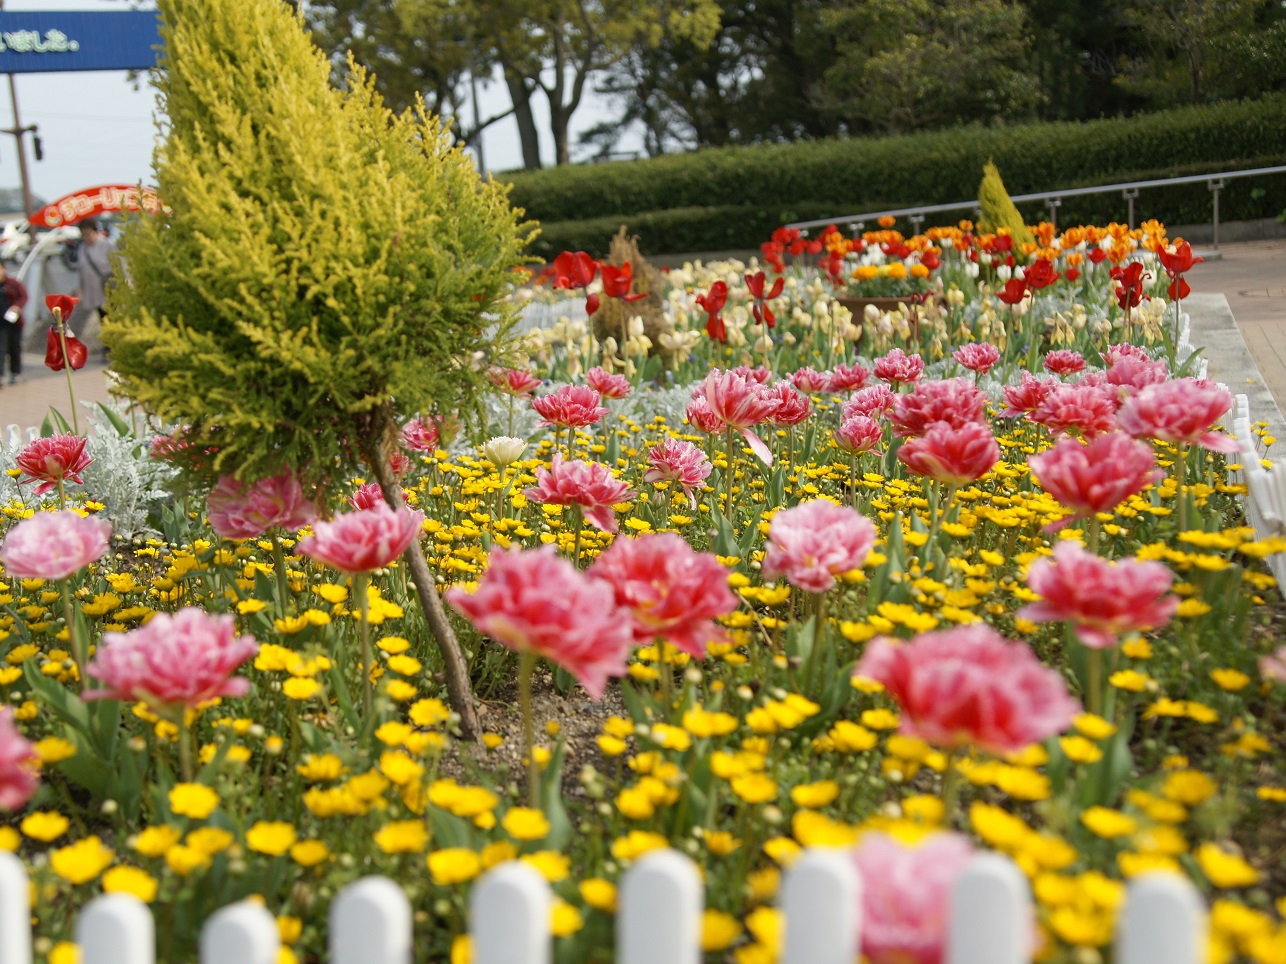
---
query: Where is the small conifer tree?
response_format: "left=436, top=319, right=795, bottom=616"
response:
left=105, top=0, right=533, bottom=736
left=977, top=160, right=1034, bottom=249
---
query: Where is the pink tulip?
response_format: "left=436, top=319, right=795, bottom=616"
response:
left=586, top=366, right=632, bottom=400
left=835, top=415, right=883, bottom=455
left=16, top=433, right=93, bottom=496
left=701, top=368, right=781, bottom=465
left=766, top=382, right=811, bottom=427
left=889, top=378, right=988, bottom=439
left=730, top=364, right=774, bottom=384
left=1029, top=382, right=1120, bottom=438
left=898, top=422, right=999, bottom=485
left=1028, top=433, right=1160, bottom=531
left=873, top=348, right=925, bottom=386
left=0, top=708, right=38, bottom=811
left=857, top=624, right=1080, bottom=755
left=953, top=342, right=1001, bottom=377
left=206, top=471, right=318, bottom=540
left=1106, top=355, right=1168, bottom=396
left=400, top=417, right=441, bottom=452
left=790, top=367, right=829, bottom=394
left=348, top=482, right=406, bottom=510
left=843, top=385, right=897, bottom=421
left=296, top=502, right=424, bottom=573
left=762, top=499, right=876, bottom=593
left=0, top=510, right=110, bottom=580
left=1000, top=371, right=1056, bottom=418
left=523, top=454, right=634, bottom=533
left=825, top=362, right=870, bottom=393
left=644, top=438, right=713, bottom=507
left=1115, top=378, right=1239, bottom=453
left=1106, top=343, right=1150, bottom=366
left=685, top=396, right=725, bottom=435
left=489, top=367, right=541, bottom=396
left=447, top=546, right=634, bottom=699
left=1018, top=542, right=1178, bottom=649
left=1043, top=350, right=1086, bottom=377
left=85, top=608, right=259, bottom=712
left=1260, top=646, right=1286, bottom=685
left=532, top=384, right=609, bottom=429
left=589, top=532, right=736, bottom=658
left=852, top=831, right=978, bottom=964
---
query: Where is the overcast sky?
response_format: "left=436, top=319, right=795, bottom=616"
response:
left=0, top=0, right=637, bottom=214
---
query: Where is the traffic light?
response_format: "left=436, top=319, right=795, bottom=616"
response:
left=32, top=131, right=42, bottom=162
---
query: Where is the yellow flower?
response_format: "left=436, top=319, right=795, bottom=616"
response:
left=373, top=820, right=429, bottom=854
left=763, top=836, right=802, bottom=867
left=165, top=844, right=211, bottom=876
left=296, top=754, right=346, bottom=781
left=169, top=783, right=219, bottom=819
left=502, top=807, right=550, bottom=841
left=1109, top=670, right=1152, bottom=692
left=1080, top=806, right=1136, bottom=839
left=970, top=802, right=1030, bottom=849
left=682, top=707, right=738, bottom=738
left=20, top=811, right=70, bottom=842
left=450, top=935, right=472, bottom=964
left=610, top=831, right=669, bottom=862
left=33, top=737, right=76, bottom=764
left=132, top=825, right=182, bottom=858
left=48, top=942, right=79, bottom=964
left=730, top=773, right=778, bottom=804
left=828, top=721, right=877, bottom=752
left=523, top=850, right=570, bottom=883
left=790, top=780, right=840, bottom=808
left=50, top=836, right=115, bottom=884
left=102, top=866, right=159, bottom=902
left=1162, top=769, right=1217, bottom=806
left=1196, top=843, right=1259, bottom=888
left=550, top=899, right=583, bottom=937
left=290, top=840, right=330, bottom=868
left=409, top=698, right=450, bottom=727
left=428, top=848, right=482, bottom=886
left=379, top=751, right=425, bottom=786
left=1059, top=736, right=1103, bottom=764
left=860, top=708, right=899, bottom=730
left=579, top=878, right=617, bottom=913
left=1117, top=852, right=1181, bottom=878
left=375, top=721, right=414, bottom=747
left=702, top=910, right=742, bottom=952
left=1210, top=668, right=1250, bottom=691
left=245, top=821, right=297, bottom=857
left=1073, top=713, right=1117, bottom=740
left=282, top=677, right=321, bottom=700
left=186, top=827, right=235, bottom=856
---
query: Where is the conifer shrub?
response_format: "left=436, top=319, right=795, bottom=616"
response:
left=977, top=160, right=1035, bottom=247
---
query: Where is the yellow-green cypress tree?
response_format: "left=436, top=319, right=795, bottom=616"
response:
left=977, top=160, right=1034, bottom=249
left=105, top=0, right=533, bottom=736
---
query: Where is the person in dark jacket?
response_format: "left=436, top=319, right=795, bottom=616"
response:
left=0, top=261, right=28, bottom=385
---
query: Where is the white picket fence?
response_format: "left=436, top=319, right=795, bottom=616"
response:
left=1231, top=392, right=1286, bottom=594
left=0, top=848, right=1206, bottom=964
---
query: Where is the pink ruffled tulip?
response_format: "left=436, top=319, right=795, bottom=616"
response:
left=1115, top=378, right=1239, bottom=453
left=586, top=366, right=632, bottom=400
left=1028, top=433, right=1160, bottom=531
left=1018, top=542, right=1178, bottom=649
left=447, top=546, right=634, bottom=699
left=532, top=384, right=609, bottom=429
left=1106, top=343, right=1150, bottom=366
left=1029, top=382, right=1119, bottom=438
left=490, top=367, right=541, bottom=396
left=0, top=510, right=110, bottom=580
left=856, top=624, right=1080, bottom=755
left=835, top=415, right=883, bottom=455
left=400, top=417, right=440, bottom=452
left=762, top=499, right=876, bottom=593
left=685, top=396, right=725, bottom=435
left=1106, top=355, right=1168, bottom=396
left=296, top=502, right=425, bottom=573
left=589, top=532, right=736, bottom=658
left=701, top=368, right=781, bottom=465
left=889, top=378, right=988, bottom=438
left=790, top=367, right=829, bottom=394
left=524, top=454, right=634, bottom=533
left=766, top=381, right=811, bottom=427
left=873, top=347, right=925, bottom=386
left=1000, top=371, right=1056, bottom=418
left=85, top=608, right=259, bottom=711
left=898, top=422, right=999, bottom=485
left=843, top=385, right=898, bottom=421
left=852, top=831, right=978, bottom=964
left=825, top=362, right=870, bottom=393
left=206, top=471, right=318, bottom=540
left=16, top=433, right=93, bottom=496
left=348, top=482, right=407, bottom=510
left=953, top=342, right=1000, bottom=377
left=0, top=708, right=38, bottom=811
left=1043, top=350, right=1086, bottom=377
left=644, top=438, right=712, bottom=507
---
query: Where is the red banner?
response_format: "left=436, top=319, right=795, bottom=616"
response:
left=28, top=184, right=168, bottom=228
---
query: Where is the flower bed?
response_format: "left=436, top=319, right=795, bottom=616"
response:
left=1, top=219, right=1284, bottom=964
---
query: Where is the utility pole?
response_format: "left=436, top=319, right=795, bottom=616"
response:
left=0, top=0, right=36, bottom=220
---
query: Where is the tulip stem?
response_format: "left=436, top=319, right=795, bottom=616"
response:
left=58, top=578, right=85, bottom=695
left=271, top=535, right=291, bottom=612
left=940, top=749, right=961, bottom=827
left=353, top=571, right=372, bottom=720
left=725, top=427, right=736, bottom=512
left=1176, top=444, right=1189, bottom=533
left=571, top=504, right=584, bottom=569
left=518, top=649, right=539, bottom=808
left=56, top=321, right=80, bottom=435
left=1087, top=647, right=1103, bottom=718
left=177, top=716, right=194, bottom=783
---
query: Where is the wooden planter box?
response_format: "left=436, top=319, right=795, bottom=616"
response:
left=835, top=294, right=939, bottom=343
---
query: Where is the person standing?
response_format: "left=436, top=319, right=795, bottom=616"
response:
left=0, top=261, right=29, bottom=385
left=72, top=218, right=118, bottom=344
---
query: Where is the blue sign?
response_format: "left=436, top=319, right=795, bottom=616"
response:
left=0, top=11, right=161, bottom=74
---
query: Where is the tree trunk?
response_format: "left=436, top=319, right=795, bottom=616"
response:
left=368, top=451, right=481, bottom=741
left=504, top=70, right=543, bottom=169
left=551, top=108, right=572, bottom=166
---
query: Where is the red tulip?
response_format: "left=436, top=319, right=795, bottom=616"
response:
left=45, top=294, right=79, bottom=321
left=45, top=327, right=88, bottom=371
left=1087, top=248, right=1108, bottom=265
left=1110, top=262, right=1148, bottom=311
left=695, top=281, right=728, bottom=343
left=585, top=293, right=601, bottom=316
left=745, top=271, right=785, bottom=328
left=552, top=251, right=598, bottom=290
left=919, top=249, right=941, bottom=271
left=996, top=278, right=1028, bottom=305
left=1158, top=240, right=1203, bottom=278
left=1023, top=258, right=1060, bottom=290
left=600, top=262, right=646, bottom=302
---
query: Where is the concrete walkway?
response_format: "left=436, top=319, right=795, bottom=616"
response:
left=1, top=240, right=1282, bottom=440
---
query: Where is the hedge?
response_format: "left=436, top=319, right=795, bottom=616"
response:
left=506, top=94, right=1286, bottom=258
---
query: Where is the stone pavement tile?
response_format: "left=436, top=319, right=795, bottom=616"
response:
left=0, top=354, right=117, bottom=439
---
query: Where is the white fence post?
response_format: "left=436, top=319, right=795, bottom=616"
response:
left=200, top=901, right=280, bottom=964
left=77, top=894, right=154, bottom=964
left=618, top=849, right=702, bottom=964
left=0, top=853, right=31, bottom=964
left=472, top=861, right=551, bottom=964
left=782, top=849, right=860, bottom=964
left=330, top=876, right=412, bottom=964
left=945, top=853, right=1032, bottom=964
left=1116, top=872, right=1206, bottom=964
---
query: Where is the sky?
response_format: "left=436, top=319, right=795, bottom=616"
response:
left=0, top=0, right=638, bottom=215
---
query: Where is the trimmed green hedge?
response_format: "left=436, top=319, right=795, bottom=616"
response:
left=508, top=95, right=1286, bottom=258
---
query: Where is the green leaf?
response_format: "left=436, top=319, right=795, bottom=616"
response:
left=540, top=739, right=574, bottom=851
left=96, top=402, right=133, bottom=437
left=24, top=663, right=90, bottom=731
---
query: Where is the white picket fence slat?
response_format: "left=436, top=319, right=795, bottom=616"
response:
left=0, top=848, right=1209, bottom=964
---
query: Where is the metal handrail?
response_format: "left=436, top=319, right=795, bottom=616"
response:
left=786, top=163, right=1286, bottom=248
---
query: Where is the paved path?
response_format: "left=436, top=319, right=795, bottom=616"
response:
left=1, top=241, right=1282, bottom=440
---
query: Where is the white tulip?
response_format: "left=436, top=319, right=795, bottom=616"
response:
left=483, top=436, right=527, bottom=468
